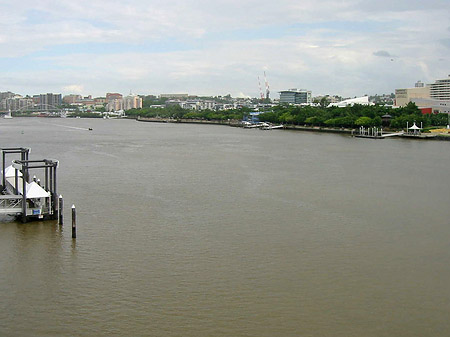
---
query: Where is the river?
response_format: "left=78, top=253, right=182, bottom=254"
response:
left=0, top=117, right=449, bottom=336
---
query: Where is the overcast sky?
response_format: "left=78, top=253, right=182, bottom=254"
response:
left=0, top=0, right=449, bottom=98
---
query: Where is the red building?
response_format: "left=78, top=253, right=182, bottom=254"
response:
left=420, top=107, right=433, bottom=114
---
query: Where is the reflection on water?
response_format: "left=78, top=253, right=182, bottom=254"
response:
left=0, top=118, right=449, bottom=336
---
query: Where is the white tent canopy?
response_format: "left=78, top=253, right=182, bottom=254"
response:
left=409, top=123, right=421, bottom=130
left=5, top=177, right=50, bottom=198
left=3, top=165, right=23, bottom=178
left=27, top=181, right=50, bottom=198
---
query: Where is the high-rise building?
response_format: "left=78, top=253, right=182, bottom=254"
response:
left=279, top=89, right=312, bottom=104
left=106, top=93, right=123, bottom=112
left=123, top=94, right=142, bottom=110
left=1, top=96, right=34, bottom=111
left=0, top=91, right=15, bottom=101
left=107, top=99, right=123, bottom=112
left=39, top=93, right=62, bottom=110
left=429, top=75, right=450, bottom=100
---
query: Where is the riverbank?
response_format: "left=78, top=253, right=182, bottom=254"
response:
left=135, top=116, right=354, bottom=134
left=135, top=116, right=450, bottom=140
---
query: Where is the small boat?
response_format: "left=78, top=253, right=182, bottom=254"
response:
left=266, top=124, right=284, bottom=130
left=4, top=109, right=12, bottom=119
left=260, top=122, right=283, bottom=130
left=242, top=121, right=259, bottom=128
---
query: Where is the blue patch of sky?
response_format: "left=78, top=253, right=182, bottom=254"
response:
left=24, top=9, right=56, bottom=24
left=0, top=55, right=54, bottom=72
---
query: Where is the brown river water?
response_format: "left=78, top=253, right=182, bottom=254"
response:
left=0, top=117, right=449, bottom=336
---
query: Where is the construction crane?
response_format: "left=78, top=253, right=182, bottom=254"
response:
left=258, top=76, right=264, bottom=100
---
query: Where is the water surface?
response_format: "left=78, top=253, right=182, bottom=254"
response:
left=0, top=118, right=449, bottom=336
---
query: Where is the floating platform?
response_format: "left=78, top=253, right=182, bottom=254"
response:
left=400, top=133, right=437, bottom=139
left=352, top=127, right=405, bottom=139
left=354, top=135, right=385, bottom=139
left=1, top=147, right=59, bottom=223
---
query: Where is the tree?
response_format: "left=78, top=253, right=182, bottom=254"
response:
left=305, top=116, right=319, bottom=125
left=401, top=102, right=421, bottom=115
left=373, top=116, right=382, bottom=127
left=319, top=96, right=330, bottom=108
left=279, top=112, right=294, bottom=124
left=355, top=116, right=373, bottom=127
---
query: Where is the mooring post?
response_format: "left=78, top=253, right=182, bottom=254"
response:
left=72, top=205, right=76, bottom=239
left=58, top=195, right=63, bottom=226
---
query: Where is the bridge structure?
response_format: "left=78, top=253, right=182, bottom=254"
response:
left=1, top=147, right=59, bottom=223
left=1, top=103, right=65, bottom=117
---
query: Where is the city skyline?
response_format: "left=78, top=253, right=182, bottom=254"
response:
left=0, top=0, right=449, bottom=98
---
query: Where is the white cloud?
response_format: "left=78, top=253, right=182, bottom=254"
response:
left=1, top=0, right=449, bottom=97
left=62, top=84, right=84, bottom=94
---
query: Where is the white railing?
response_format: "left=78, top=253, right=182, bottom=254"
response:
left=0, top=195, right=23, bottom=214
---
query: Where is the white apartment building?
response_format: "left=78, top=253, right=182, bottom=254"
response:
left=429, top=75, right=450, bottom=101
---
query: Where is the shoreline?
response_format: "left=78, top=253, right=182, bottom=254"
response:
left=135, top=116, right=450, bottom=140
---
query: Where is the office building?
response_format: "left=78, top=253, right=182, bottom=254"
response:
left=395, top=86, right=430, bottom=107
left=279, top=89, right=312, bottom=104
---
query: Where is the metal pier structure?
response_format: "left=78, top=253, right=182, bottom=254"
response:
left=353, top=127, right=404, bottom=139
left=1, top=147, right=59, bottom=223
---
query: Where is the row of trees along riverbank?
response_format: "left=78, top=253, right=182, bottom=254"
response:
left=125, top=102, right=449, bottom=130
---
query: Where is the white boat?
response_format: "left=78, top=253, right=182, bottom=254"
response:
left=4, top=109, right=12, bottom=119
left=267, top=124, right=284, bottom=130
left=260, top=122, right=284, bottom=130
left=242, top=121, right=283, bottom=130
left=242, top=121, right=259, bottom=128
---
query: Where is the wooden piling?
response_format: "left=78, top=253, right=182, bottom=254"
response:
left=58, top=195, right=63, bottom=226
left=71, top=205, right=76, bottom=239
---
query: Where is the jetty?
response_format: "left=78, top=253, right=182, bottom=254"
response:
left=1, top=147, right=59, bottom=223
left=353, top=126, right=404, bottom=139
